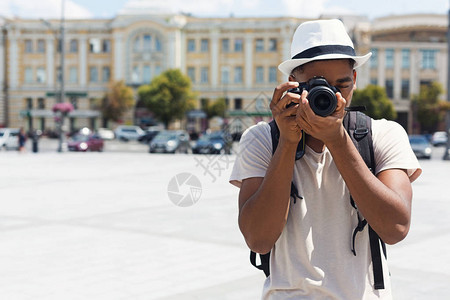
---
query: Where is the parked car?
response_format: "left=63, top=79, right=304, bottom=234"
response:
left=431, top=131, right=448, bottom=146
left=409, top=135, right=432, bottom=159
left=192, top=131, right=229, bottom=154
left=68, top=134, right=104, bottom=152
left=138, top=130, right=160, bottom=144
left=114, top=125, right=145, bottom=141
left=149, top=130, right=191, bottom=153
left=0, top=128, right=20, bottom=150
left=97, top=128, right=115, bottom=140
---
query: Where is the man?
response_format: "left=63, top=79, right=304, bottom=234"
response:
left=229, top=19, right=421, bottom=299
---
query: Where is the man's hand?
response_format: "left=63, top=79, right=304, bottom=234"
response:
left=270, top=82, right=303, bottom=144
left=295, top=91, right=347, bottom=145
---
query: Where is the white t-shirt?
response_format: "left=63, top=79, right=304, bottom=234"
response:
left=230, top=119, right=421, bottom=300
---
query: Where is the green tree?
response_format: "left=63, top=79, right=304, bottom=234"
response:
left=100, top=80, right=135, bottom=128
left=138, top=69, right=196, bottom=128
left=412, top=82, right=444, bottom=133
left=352, top=85, right=397, bottom=120
left=202, top=97, right=227, bottom=118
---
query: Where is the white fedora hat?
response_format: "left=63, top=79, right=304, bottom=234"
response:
left=278, top=19, right=371, bottom=76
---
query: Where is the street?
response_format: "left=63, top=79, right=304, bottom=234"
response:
left=0, top=143, right=448, bottom=299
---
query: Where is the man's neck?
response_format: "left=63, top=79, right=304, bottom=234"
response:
left=306, top=135, right=325, bottom=153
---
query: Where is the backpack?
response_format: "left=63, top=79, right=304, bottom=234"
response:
left=249, top=110, right=387, bottom=290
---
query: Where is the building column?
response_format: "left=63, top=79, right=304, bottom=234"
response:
left=113, top=33, right=123, bottom=81
left=167, top=29, right=182, bottom=70
left=9, top=35, right=18, bottom=89
left=210, top=29, right=219, bottom=88
left=46, top=37, right=55, bottom=88
left=245, top=35, right=253, bottom=88
left=79, top=37, right=87, bottom=86
left=377, top=48, right=386, bottom=88
left=393, top=48, right=402, bottom=100
left=410, top=49, right=420, bottom=96
left=438, top=49, right=447, bottom=98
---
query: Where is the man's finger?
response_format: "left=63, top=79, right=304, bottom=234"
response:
left=271, top=81, right=299, bottom=106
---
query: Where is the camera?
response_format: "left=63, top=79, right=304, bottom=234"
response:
left=287, top=77, right=340, bottom=117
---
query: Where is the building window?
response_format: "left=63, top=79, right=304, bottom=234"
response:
left=385, top=49, right=394, bottom=69
left=143, top=35, right=152, bottom=51
left=187, top=39, right=196, bottom=52
left=155, top=65, right=162, bottom=76
left=187, top=67, right=195, bottom=83
left=269, top=66, right=277, bottom=83
left=132, top=66, right=140, bottom=83
left=37, top=39, right=45, bottom=53
left=256, top=66, right=264, bottom=83
left=401, top=79, right=410, bottom=99
left=69, top=67, right=78, bottom=83
left=89, top=38, right=101, bottom=53
left=201, top=39, right=209, bottom=52
left=200, top=67, right=209, bottom=83
left=385, top=79, right=394, bottom=98
left=89, top=66, right=98, bottom=82
left=26, top=98, right=33, bottom=109
left=155, top=37, right=162, bottom=52
left=57, top=39, right=63, bottom=53
left=36, top=67, right=46, bottom=83
left=421, top=49, right=437, bottom=69
left=221, top=66, right=230, bottom=84
left=134, top=37, right=141, bottom=52
left=370, top=78, right=378, bottom=85
left=25, top=67, right=33, bottom=83
left=37, top=98, right=45, bottom=109
left=234, top=66, right=243, bottom=83
left=69, top=39, right=78, bottom=53
left=56, top=67, right=62, bottom=82
left=401, top=49, right=410, bottom=69
left=269, top=38, right=277, bottom=51
left=70, top=97, right=78, bottom=110
left=102, top=39, right=111, bottom=53
left=25, top=40, right=33, bottom=53
left=222, top=38, right=229, bottom=53
left=255, top=39, right=264, bottom=52
left=370, top=48, right=378, bottom=69
left=234, top=38, right=243, bottom=52
left=102, top=66, right=111, bottom=83
left=142, top=65, right=151, bottom=83
left=234, top=98, right=242, bottom=110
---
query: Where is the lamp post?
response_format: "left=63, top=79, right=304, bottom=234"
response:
left=41, top=0, right=66, bottom=152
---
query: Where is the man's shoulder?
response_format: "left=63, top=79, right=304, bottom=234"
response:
left=241, top=121, right=271, bottom=140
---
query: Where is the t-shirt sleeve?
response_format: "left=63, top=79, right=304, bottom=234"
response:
left=372, top=119, right=422, bottom=182
left=229, top=122, right=272, bottom=188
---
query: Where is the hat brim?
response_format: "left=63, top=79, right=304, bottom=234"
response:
left=278, top=52, right=372, bottom=76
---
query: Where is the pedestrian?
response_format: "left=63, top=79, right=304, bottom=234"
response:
left=229, top=19, right=422, bottom=299
left=18, top=127, right=27, bottom=153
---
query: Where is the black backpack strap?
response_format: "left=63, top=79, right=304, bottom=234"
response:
left=250, top=251, right=271, bottom=277
left=344, top=111, right=386, bottom=290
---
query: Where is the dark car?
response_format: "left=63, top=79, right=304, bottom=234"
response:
left=149, top=130, right=191, bottom=153
left=192, top=132, right=229, bottom=154
left=68, top=134, right=104, bottom=152
left=409, top=135, right=432, bottom=159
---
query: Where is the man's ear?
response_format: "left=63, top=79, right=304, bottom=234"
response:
left=288, top=75, right=295, bottom=81
left=352, top=70, right=357, bottom=91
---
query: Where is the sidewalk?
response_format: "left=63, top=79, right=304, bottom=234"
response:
left=0, top=151, right=448, bottom=299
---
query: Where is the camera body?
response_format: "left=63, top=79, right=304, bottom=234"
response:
left=288, top=76, right=340, bottom=117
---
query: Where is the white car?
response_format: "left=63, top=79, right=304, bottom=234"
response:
left=114, top=125, right=145, bottom=141
left=0, top=128, right=20, bottom=150
left=431, top=131, right=448, bottom=147
left=97, top=128, right=115, bottom=140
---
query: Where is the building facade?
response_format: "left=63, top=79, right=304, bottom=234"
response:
left=0, top=12, right=447, bottom=135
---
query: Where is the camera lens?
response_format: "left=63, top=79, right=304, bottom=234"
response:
left=308, top=87, right=337, bottom=117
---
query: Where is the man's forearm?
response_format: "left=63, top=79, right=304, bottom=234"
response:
left=326, top=130, right=412, bottom=244
left=239, top=139, right=297, bottom=254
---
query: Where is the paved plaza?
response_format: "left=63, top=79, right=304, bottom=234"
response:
left=0, top=142, right=449, bottom=299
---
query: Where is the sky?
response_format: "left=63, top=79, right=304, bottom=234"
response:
left=0, top=0, right=449, bottom=20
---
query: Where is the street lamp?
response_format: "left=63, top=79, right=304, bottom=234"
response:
left=41, top=0, right=66, bottom=152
